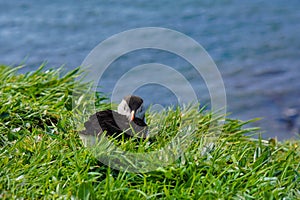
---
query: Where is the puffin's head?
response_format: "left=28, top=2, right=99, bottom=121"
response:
left=117, top=95, right=146, bottom=122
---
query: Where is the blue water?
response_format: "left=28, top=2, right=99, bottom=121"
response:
left=1, top=0, right=300, bottom=140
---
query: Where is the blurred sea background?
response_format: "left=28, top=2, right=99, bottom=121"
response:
left=0, top=0, right=299, bottom=140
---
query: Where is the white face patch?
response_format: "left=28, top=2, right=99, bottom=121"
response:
left=117, top=99, right=131, bottom=120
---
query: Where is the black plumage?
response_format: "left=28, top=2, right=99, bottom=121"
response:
left=80, top=110, right=147, bottom=139
left=80, top=95, right=148, bottom=140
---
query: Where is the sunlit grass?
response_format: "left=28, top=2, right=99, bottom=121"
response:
left=0, top=65, right=299, bottom=199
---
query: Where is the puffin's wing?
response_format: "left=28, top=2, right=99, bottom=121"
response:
left=80, top=110, right=122, bottom=136
left=95, top=110, right=127, bottom=136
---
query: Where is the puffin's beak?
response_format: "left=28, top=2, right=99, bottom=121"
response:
left=130, top=110, right=135, bottom=121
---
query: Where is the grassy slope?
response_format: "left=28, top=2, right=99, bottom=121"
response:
left=0, top=65, right=299, bottom=199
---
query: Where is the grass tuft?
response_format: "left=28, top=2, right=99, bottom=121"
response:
left=0, top=65, right=299, bottom=199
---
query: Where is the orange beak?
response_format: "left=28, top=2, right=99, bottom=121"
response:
left=130, top=110, right=135, bottom=121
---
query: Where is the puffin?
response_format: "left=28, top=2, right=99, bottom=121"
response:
left=80, top=95, right=148, bottom=140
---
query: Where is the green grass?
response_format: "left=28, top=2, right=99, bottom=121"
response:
left=0, top=64, right=299, bottom=199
